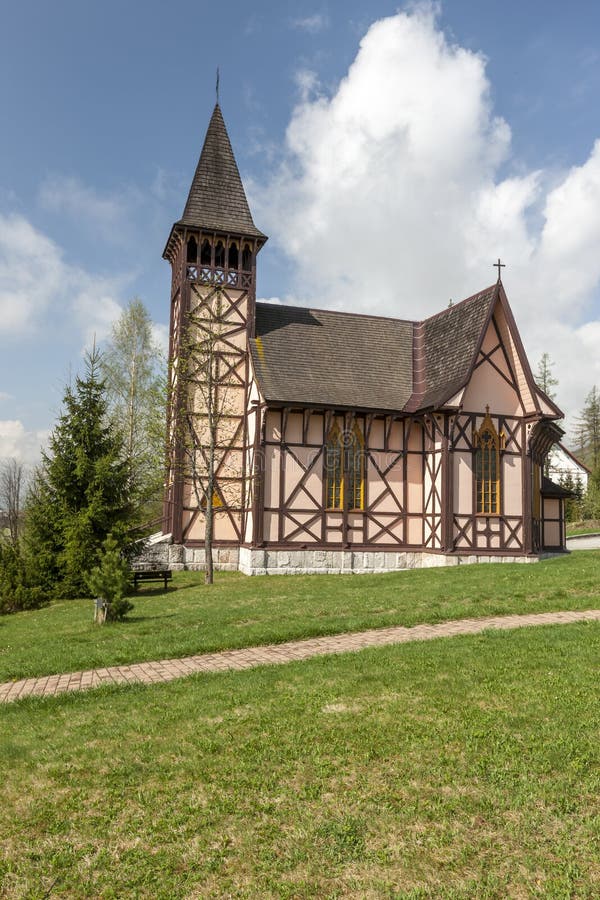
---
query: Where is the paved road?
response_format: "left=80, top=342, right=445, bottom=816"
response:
left=567, top=534, right=600, bottom=551
left=2, top=608, right=599, bottom=704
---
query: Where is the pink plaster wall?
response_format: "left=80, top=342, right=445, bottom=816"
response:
left=454, top=451, right=473, bottom=515
left=462, top=319, right=523, bottom=415
left=493, top=304, right=536, bottom=414
left=503, top=456, right=523, bottom=517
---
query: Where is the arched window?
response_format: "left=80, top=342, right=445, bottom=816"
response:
left=215, top=240, right=225, bottom=267
left=345, top=424, right=365, bottom=510
left=242, top=242, right=253, bottom=271
left=227, top=241, right=239, bottom=269
left=474, top=407, right=505, bottom=514
left=325, top=422, right=364, bottom=510
left=200, top=239, right=212, bottom=265
left=326, top=424, right=343, bottom=509
left=186, top=235, right=198, bottom=263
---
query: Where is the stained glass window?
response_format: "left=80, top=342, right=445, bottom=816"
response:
left=326, top=425, right=343, bottom=509
left=325, top=423, right=364, bottom=510
left=345, top=424, right=364, bottom=510
left=474, top=409, right=504, bottom=515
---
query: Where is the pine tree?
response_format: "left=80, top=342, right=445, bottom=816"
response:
left=535, top=353, right=558, bottom=400
left=101, top=299, right=167, bottom=524
left=559, top=472, right=576, bottom=522
left=23, top=467, right=61, bottom=593
left=87, top=533, right=133, bottom=622
left=24, top=347, right=132, bottom=598
left=574, top=386, right=600, bottom=472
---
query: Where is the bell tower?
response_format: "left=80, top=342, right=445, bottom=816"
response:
left=162, top=103, right=267, bottom=545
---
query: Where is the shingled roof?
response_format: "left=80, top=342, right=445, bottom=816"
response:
left=177, top=104, right=265, bottom=239
left=417, top=286, right=497, bottom=409
left=250, top=286, right=498, bottom=413
left=252, top=305, right=414, bottom=411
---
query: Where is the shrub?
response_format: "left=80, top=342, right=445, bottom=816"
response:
left=0, top=543, right=48, bottom=615
left=86, top=534, right=134, bottom=623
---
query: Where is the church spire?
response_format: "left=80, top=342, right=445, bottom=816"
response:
left=176, top=104, right=265, bottom=239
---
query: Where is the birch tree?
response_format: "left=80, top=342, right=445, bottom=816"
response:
left=102, top=299, right=167, bottom=522
left=0, top=458, right=24, bottom=548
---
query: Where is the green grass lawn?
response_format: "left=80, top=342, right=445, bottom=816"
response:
left=567, top=521, right=600, bottom=537
left=1, top=550, right=600, bottom=682
left=1, top=623, right=598, bottom=898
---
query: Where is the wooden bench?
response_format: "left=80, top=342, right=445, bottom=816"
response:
left=131, top=569, right=172, bottom=591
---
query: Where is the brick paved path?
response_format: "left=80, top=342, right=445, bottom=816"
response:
left=2, top=609, right=599, bottom=704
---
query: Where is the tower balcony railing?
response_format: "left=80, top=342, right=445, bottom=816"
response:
left=186, top=264, right=253, bottom=289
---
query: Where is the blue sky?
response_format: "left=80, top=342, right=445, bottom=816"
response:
left=2, top=0, right=600, bottom=459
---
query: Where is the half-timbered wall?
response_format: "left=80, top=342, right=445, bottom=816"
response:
left=260, top=409, right=427, bottom=548
left=451, top=410, right=525, bottom=552
left=243, top=374, right=262, bottom=544
left=179, top=279, right=251, bottom=544
left=163, top=234, right=185, bottom=538
left=423, top=415, right=444, bottom=550
left=452, top=312, right=529, bottom=553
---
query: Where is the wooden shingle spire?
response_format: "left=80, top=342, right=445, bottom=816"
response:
left=177, top=104, right=265, bottom=238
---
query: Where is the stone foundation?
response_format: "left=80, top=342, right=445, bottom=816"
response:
left=134, top=535, right=240, bottom=572
left=170, top=545, right=240, bottom=572
left=237, top=547, right=540, bottom=575
left=135, top=535, right=542, bottom=575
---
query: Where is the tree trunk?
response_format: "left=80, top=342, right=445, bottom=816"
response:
left=205, top=435, right=215, bottom=585
left=0, top=459, right=23, bottom=548
left=205, top=506, right=214, bottom=584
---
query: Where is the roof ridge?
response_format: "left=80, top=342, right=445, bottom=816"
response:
left=256, top=300, right=414, bottom=327
left=419, top=283, right=498, bottom=327
left=257, top=284, right=498, bottom=330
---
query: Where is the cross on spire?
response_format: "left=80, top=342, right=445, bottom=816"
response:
left=493, top=258, right=505, bottom=282
left=216, top=67, right=220, bottom=104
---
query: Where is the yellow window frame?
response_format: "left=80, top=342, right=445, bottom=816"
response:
left=325, top=422, right=365, bottom=511
left=473, top=407, right=505, bottom=516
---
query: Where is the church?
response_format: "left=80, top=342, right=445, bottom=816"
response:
left=159, top=103, right=569, bottom=575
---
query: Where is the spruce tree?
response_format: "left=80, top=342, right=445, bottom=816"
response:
left=535, top=353, right=558, bottom=400
left=25, top=347, right=132, bottom=598
left=574, top=386, right=600, bottom=472
left=559, top=472, right=576, bottom=522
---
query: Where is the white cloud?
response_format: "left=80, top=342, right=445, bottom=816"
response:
left=0, top=419, right=49, bottom=465
left=39, top=175, right=141, bottom=244
left=294, top=69, right=321, bottom=103
left=536, top=140, right=600, bottom=317
left=0, top=391, right=13, bottom=402
left=151, top=321, right=169, bottom=356
left=291, top=13, right=329, bottom=34
left=256, top=3, right=600, bottom=429
left=0, top=212, right=130, bottom=340
left=0, top=214, right=67, bottom=333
